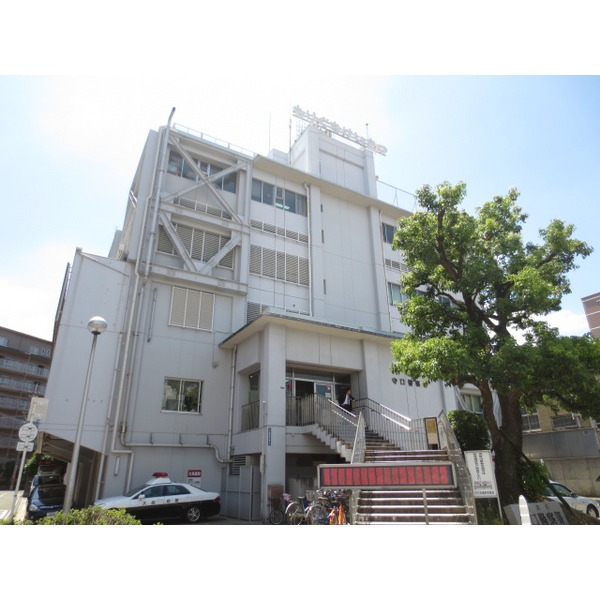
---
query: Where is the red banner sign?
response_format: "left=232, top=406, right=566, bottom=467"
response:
left=318, top=463, right=454, bottom=488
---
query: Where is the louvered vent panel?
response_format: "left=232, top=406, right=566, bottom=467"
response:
left=276, top=251, right=286, bottom=281
left=199, top=292, right=215, bottom=330
left=287, top=256, right=299, bottom=284
left=176, top=224, right=194, bottom=255
left=299, top=257, right=309, bottom=286
left=219, top=249, right=234, bottom=269
left=250, top=245, right=261, bottom=275
left=157, top=226, right=175, bottom=254
left=170, top=287, right=187, bottom=327
left=263, top=248, right=276, bottom=278
left=185, top=289, right=201, bottom=328
left=204, top=232, right=221, bottom=261
left=246, top=302, right=261, bottom=322
left=190, top=229, right=204, bottom=261
left=230, top=455, right=248, bottom=476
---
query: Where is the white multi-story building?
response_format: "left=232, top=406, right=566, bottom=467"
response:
left=40, top=109, right=461, bottom=519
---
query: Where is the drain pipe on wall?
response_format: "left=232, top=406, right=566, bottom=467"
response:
left=304, top=182, right=313, bottom=316
left=145, top=107, right=175, bottom=278
left=227, top=345, right=237, bottom=460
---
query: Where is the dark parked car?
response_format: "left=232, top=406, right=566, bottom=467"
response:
left=94, top=473, right=221, bottom=523
left=29, top=473, right=62, bottom=495
left=26, top=484, right=66, bottom=522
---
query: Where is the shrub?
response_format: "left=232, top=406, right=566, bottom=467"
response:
left=30, top=506, right=142, bottom=525
left=447, top=409, right=490, bottom=451
left=521, top=457, right=550, bottom=501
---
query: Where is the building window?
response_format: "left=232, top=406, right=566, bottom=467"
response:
left=251, top=179, right=307, bottom=216
left=462, top=393, right=483, bottom=415
left=522, top=407, right=541, bottom=431
left=163, top=378, right=202, bottom=413
left=169, top=286, right=215, bottom=331
left=249, top=371, right=260, bottom=403
left=551, top=413, right=581, bottom=430
left=382, top=223, right=396, bottom=244
left=167, top=151, right=236, bottom=193
left=387, top=282, right=409, bottom=305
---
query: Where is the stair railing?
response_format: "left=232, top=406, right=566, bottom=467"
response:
left=437, top=410, right=477, bottom=524
left=350, top=411, right=366, bottom=464
left=354, top=397, right=427, bottom=451
left=286, top=394, right=357, bottom=445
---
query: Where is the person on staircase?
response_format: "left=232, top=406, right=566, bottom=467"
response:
left=341, top=388, right=354, bottom=413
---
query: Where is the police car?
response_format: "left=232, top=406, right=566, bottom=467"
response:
left=544, top=481, right=600, bottom=519
left=94, top=473, right=221, bottom=523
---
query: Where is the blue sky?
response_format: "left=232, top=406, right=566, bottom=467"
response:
left=1, top=3, right=599, bottom=342
left=1, top=75, right=598, bottom=341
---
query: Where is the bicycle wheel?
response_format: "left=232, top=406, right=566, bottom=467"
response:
left=269, top=508, right=285, bottom=525
left=285, top=501, right=305, bottom=524
left=307, top=503, right=329, bottom=525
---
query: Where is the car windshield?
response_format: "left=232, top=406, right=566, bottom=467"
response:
left=124, top=485, right=147, bottom=497
left=547, top=483, right=572, bottom=496
left=37, top=485, right=66, bottom=503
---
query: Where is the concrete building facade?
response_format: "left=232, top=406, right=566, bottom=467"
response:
left=39, top=113, right=462, bottom=518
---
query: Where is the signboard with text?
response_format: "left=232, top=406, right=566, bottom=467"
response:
left=464, top=450, right=499, bottom=498
left=187, top=469, right=202, bottom=487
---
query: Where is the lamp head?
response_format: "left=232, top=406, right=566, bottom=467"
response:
left=87, top=316, right=107, bottom=335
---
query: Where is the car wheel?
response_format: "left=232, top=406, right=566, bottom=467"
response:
left=185, top=505, right=203, bottom=523
left=586, top=504, right=599, bottom=519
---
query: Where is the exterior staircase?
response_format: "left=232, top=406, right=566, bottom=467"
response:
left=353, top=430, right=472, bottom=525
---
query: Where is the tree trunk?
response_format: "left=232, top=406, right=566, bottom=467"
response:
left=491, top=392, right=525, bottom=512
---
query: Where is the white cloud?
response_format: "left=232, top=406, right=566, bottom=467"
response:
left=544, top=309, right=590, bottom=337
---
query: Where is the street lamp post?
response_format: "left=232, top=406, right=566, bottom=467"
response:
left=63, top=316, right=107, bottom=513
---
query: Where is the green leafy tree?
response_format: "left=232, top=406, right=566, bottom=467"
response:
left=390, top=181, right=600, bottom=509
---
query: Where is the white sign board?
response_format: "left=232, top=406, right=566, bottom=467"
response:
left=18, top=423, right=38, bottom=443
left=464, top=450, right=499, bottom=498
left=187, top=469, right=202, bottom=487
left=17, top=442, right=34, bottom=452
left=28, top=396, right=49, bottom=422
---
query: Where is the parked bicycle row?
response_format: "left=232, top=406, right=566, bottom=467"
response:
left=269, top=489, right=350, bottom=525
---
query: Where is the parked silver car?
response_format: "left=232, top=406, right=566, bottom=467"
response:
left=544, top=481, right=600, bottom=518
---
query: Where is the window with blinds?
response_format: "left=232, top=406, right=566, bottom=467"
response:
left=169, top=286, right=215, bottom=331
left=249, top=245, right=309, bottom=286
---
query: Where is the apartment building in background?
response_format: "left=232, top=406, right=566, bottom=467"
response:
left=582, top=291, right=600, bottom=339
left=0, top=326, right=51, bottom=482
left=520, top=291, right=600, bottom=496
left=38, top=109, right=471, bottom=518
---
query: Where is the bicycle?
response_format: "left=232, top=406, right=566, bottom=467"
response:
left=306, top=489, right=349, bottom=525
left=327, top=492, right=348, bottom=525
left=269, top=492, right=292, bottom=524
left=285, top=495, right=311, bottom=524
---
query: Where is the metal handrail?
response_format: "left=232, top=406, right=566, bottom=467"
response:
left=353, top=397, right=427, bottom=451
left=437, top=410, right=477, bottom=524
left=286, top=394, right=357, bottom=445
left=351, top=411, right=366, bottom=464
